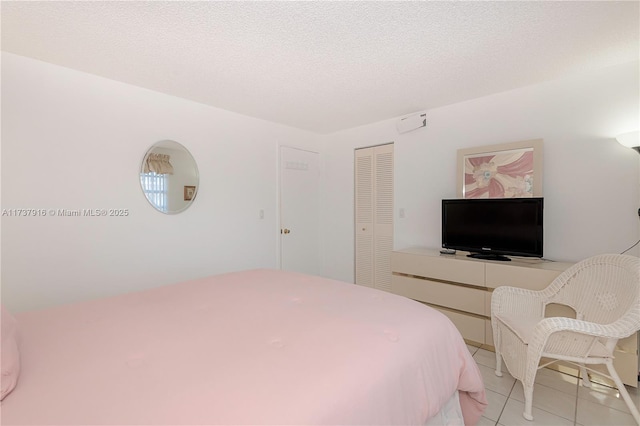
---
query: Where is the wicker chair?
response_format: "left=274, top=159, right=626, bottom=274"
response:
left=491, top=253, right=640, bottom=423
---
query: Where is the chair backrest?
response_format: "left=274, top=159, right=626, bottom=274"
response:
left=544, top=254, right=640, bottom=331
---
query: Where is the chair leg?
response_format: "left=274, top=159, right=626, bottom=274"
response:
left=579, top=364, right=592, bottom=388
left=605, top=361, right=640, bottom=425
left=494, top=328, right=503, bottom=377
left=523, top=382, right=534, bottom=421
left=495, top=351, right=503, bottom=377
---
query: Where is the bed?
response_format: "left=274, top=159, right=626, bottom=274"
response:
left=1, top=269, right=486, bottom=425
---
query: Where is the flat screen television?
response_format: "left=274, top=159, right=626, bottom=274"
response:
left=442, top=197, right=543, bottom=261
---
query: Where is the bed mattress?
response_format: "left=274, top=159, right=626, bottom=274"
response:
left=1, top=269, right=486, bottom=425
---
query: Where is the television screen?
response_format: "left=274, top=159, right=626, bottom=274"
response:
left=442, top=198, right=543, bottom=261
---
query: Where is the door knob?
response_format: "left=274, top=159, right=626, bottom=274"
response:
left=282, top=228, right=291, bottom=234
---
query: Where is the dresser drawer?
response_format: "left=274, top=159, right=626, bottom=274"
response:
left=392, top=275, right=487, bottom=315
left=485, top=319, right=494, bottom=347
left=485, top=263, right=563, bottom=290
left=432, top=307, right=485, bottom=344
left=485, top=291, right=492, bottom=316
left=391, top=252, right=485, bottom=286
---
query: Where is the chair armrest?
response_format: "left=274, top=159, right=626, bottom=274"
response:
left=522, top=317, right=626, bottom=386
left=532, top=317, right=632, bottom=341
left=526, top=317, right=632, bottom=366
left=491, top=286, right=546, bottom=318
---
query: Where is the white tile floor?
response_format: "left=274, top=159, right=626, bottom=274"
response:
left=467, top=344, right=640, bottom=426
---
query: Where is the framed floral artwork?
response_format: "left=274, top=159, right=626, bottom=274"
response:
left=457, top=139, right=543, bottom=198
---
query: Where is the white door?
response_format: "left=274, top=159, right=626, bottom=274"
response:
left=355, top=144, right=393, bottom=291
left=279, top=146, right=321, bottom=275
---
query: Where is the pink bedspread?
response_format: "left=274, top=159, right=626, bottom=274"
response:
left=1, top=269, right=486, bottom=425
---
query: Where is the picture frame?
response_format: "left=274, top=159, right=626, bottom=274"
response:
left=184, top=185, right=196, bottom=201
left=457, top=139, right=543, bottom=199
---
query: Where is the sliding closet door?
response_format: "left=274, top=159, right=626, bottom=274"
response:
left=373, top=144, right=394, bottom=292
left=355, top=144, right=393, bottom=291
left=355, top=148, right=374, bottom=287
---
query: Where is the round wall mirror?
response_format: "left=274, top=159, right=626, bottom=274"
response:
left=139, top=140, right=199, bottom=214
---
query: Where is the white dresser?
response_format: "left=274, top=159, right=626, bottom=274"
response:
left=390, top=247, right=638, bottom=387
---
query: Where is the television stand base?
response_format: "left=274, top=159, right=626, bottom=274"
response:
left=467, top=253, right=511, bottom=262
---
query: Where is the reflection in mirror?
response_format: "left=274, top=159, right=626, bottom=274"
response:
left=140, top=140, right=199, bottom=214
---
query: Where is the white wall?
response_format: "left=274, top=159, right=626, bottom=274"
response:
left=322, top=61, right=640, bottom=283
left=1, top=52, right=322, bottom=312
left=3, top=53, right=638, bottom=311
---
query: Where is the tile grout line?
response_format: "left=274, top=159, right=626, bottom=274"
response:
left=495, top=375, right=518, bottom=425
left=574, top=376, right=580, bottom=426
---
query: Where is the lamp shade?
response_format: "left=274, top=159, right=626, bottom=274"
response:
left=616, top=131, right=640, bottom=149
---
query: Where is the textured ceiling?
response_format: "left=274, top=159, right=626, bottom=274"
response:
left=2, top=1, right=639, bottom=134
